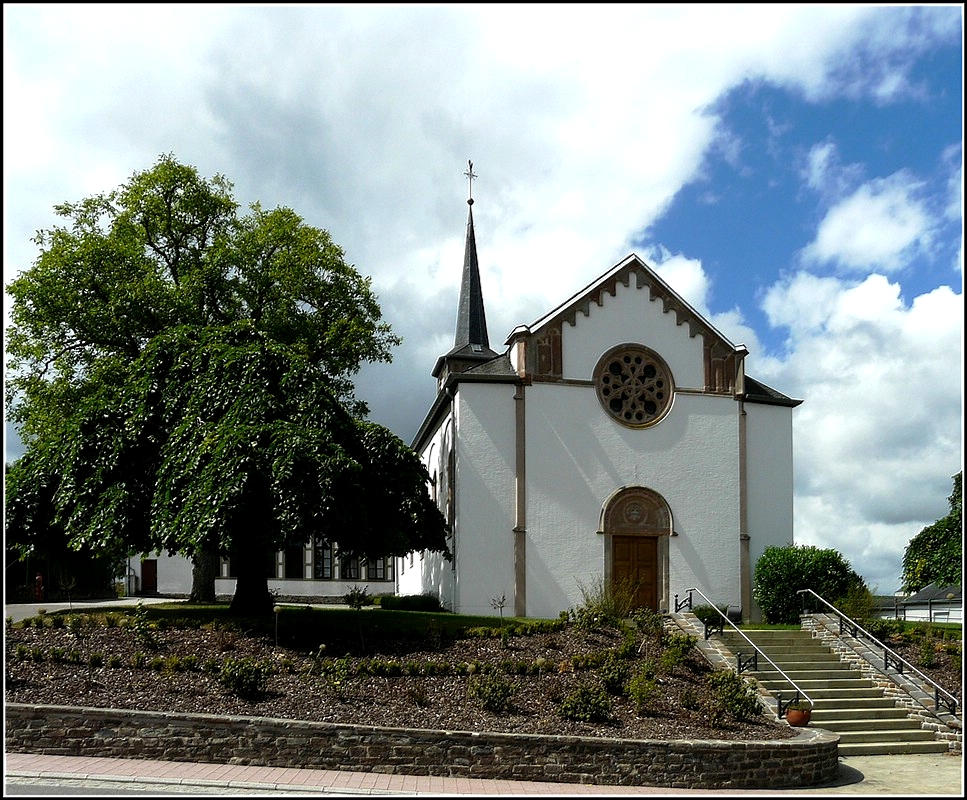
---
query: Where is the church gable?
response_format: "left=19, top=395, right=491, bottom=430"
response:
left=508, top=255, right=743, bottom=396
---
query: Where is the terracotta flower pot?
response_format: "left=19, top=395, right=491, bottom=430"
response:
left=785, top=707, right=812, bottom=727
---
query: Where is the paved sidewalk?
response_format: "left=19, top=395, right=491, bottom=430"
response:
left=5, top=751, right=963, bottom=796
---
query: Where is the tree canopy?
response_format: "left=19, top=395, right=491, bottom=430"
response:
left=5, top=154, right=449, bottom=614
left=901, top=472, right=962, bottom=592
left=753, top=544, right=866, bottom=624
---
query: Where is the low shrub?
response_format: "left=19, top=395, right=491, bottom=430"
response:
left=706, top=669, right=763, bottom=722
left=598, top=653, right=631, bottom=695
left=626, top=670, right=658, bottom=713
left=379, top=593, right=444, bottom=612
left=219, top=656, right=272, bottom=699
left=468, top=672, right=518, bottom=713
left=344, top=585, right=372, bottom=609
left=559, top=682, right=614, bottom=722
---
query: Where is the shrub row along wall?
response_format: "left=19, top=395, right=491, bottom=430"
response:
left=6, top=704, right=839, bottom=789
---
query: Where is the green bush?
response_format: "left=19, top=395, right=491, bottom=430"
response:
left=344, top=585, right=372, bottom=609
left=129, top=602, right=160, bottom=649
left=753, top=544, right=867, bottom=624
left=558, top=682, right=614, bottom=723
left=659, top=632, right=696, bottom=673
left=219, top=656, right=273, bottom=699
left=379, top=593, right=444, bottom=612
left=626, top=671, right=658, bottom=713
left=598, top=653, right=631, bottom=695
left=706, top=669, right=763, bottom=721
left=630, top=607, right=665, bottom=639
left=691, top=604, right=727, bottom=626
left=468, top=672, right=518, bottom=713
left=918, top=641, right=937, bottom=669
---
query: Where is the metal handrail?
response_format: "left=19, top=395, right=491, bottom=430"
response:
left=676, top=587, right=813, bottom=717
left=797, top=588, right=959, bottom=716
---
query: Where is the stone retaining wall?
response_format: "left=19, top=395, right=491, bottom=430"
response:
left=5, top=703, right=839, bottom=789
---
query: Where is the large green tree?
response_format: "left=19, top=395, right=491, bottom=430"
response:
left=5, top=155, right=449, bottom=614
left=901, top=472, right=962, bottom=593
left=753, top=544, right=867, bottom=624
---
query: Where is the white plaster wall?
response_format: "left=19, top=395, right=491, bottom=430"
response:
left=451, top=382, right=517, bottom=615
left=132, top=551, right=395, bottom=602
left=155, top=554, right=193, bottom=596
left=522, top=382, right=742, bottom=619
left=560, top=279, right=708, bottom=388
left=400, top=407, right=456, bottom=609
left=744, top=401, right=796, bottom=576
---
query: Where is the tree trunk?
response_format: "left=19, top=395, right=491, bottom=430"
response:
left=228, top=546, right=273, bottom=616
left=188, top=547, right=219, bottom=604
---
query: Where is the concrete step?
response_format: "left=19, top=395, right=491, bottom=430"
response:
left=761, top=687, right=886, bottom=700
left=806, top=697, right=901, bottom=710
left=836, top=740, right=952, bottom=756
left=756, top=677, right=870, bottom=689
left=740, top=650, right=843, bottom=661
left=819, top=718, right=924, bottom=732
left=835, top=728, right=940, bottom=743
left=811, top=707, right=914, bottom=722
left=701, top=621, right=951, bottom=755
left=751, top=666, right=854, bottom=680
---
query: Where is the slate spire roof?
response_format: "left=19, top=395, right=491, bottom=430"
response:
left=454, top=199, right=490, bottom=351
left=432, top=162, right=499, bottom=380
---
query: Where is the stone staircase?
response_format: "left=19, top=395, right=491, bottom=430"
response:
left=718, top=628, right=950, bottom=756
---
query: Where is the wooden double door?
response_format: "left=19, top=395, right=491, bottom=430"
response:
left=612, top=535, right=659, bottom=611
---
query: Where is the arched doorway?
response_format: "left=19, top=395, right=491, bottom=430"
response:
left=600, top=487, right=672, bottom=612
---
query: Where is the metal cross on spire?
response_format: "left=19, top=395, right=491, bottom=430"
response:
left=464, top=159, right=477, bottom=205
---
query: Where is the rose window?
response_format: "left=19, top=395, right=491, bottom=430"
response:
left=594, top=345, right=673, bottom=428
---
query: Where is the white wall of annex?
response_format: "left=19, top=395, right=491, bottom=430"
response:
left=522, top=382, right=742, bottom=618
left=399, top=409, right=454, bottom=608
left=452, top=382, right=517, bottom=615
left=744, top=401, right=797, bottom=573
left=154, top=554, right=192, bottom=596
left=560, top=281, right=708, bottom=388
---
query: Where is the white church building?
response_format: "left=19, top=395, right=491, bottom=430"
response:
left=397, top=192, right=801, bottom=622
left=124, top=189, right=800, bottom=622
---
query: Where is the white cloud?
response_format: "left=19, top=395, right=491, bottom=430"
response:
left=800, top=173, right=934, bottom=272
left=756, top=273, right=962, bottom=591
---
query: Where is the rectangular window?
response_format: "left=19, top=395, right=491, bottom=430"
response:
left=313, top=541, right=333, bottom=580
left=341, top=555, right=360, bottom=581
left=366, top=557, right=393, bottom=582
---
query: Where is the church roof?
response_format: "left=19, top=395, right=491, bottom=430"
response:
left=743, top=376, right=802, bottom=408
left=522, top=254, right=736, bottom=352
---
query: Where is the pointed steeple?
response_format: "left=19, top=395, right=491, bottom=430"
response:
left=432, top=160, right=498, bottom=383
left=454, top=196, right=490, bottom=350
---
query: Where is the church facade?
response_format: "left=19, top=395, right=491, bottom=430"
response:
left=397, top=197, right=801, bottom=622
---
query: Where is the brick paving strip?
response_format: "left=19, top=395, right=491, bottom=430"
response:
left=6, top=752, right=719, bottom=795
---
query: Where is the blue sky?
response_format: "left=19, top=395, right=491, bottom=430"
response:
left=3, top=4, right=963, bottom=596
